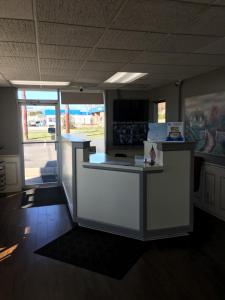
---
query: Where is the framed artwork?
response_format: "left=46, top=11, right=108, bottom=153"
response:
left=185, top=92, right=225, bottom=158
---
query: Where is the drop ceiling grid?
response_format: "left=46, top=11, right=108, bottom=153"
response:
left=0, top=42, right=36, bottom=57
left=37, top=0, right=124, bottom=28
left=75, top=70, right=116, bottom=84
left=0, top=19, right=36, bottom=43
left=2, top=69, right=40, bottom=80
left=39, top=45, right=92, bottom=61
left=0, top=0, right=225, bottom=88
left=0, top=0, right=33, bottom=20
left=110, top=0, right=209, bottom=34
left=39, top=58, right=83, bottom=70
left=196, top=37, right=225, bottom=54
left=0, top=56, right=38, bottom=69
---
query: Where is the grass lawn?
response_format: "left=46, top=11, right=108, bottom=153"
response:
left=70, top=126, right=104, bottom=138
left=25, top=126, right=104, bottom=141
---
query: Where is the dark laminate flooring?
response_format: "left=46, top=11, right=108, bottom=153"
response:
left=0, top=192, right=225, bottom=300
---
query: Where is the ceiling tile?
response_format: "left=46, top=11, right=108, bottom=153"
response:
left=98, top=29, right=148, bottom=50
left=122, top=63, right=216, bottom=78
left=41, top=73, right=74, bottom=81
left=178, top=53, right=225, bottom=66
left=149, top=74, right=179, bottom=80
left=38, top=22, right=104, bottom=47
left=89, top=48, right=141, bottom=63
left=120, top=83, right=149, bottom=90
left=195, top=37, right=225, bottom=54
left=97, top=82, right=125, bottom=89
left=0, top=19, right=35, bottom=43
left=133, top=52, right=186, bottom=64
left=37, top=0, right=123, bottom=27
left=145, top=78, right=173, bottom=86
left=111, top=0, right=206, bottom=33
left=2, top=71, right=39, bottom=81
left=148, top=80, right=174, bottom=89
left=134, top=51, right=225, bottom=66
left=214, top=0, right=225, bottom=5
left=83, top=61, right=124, bottom=72
left=132, top=74, right=158, bottom=84
left=0, top=42, right=36, bottom=57
left=40, top=58, right=82, bottom=70
left=0, top=57, right=38, bottom=70
left=70, top=82, right=99, bottom=89
left=39, top=45, right=91, bottom=60
left=146, top=33, right=219, bottom=53
left=0, top=0, right=33, bottom=20
left=177, top=0, right=225, bottom=5
left=188, top=7, right=225, bottom=36
left=75, top=70, right=114, bottom=83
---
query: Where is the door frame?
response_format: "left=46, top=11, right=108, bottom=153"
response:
left=18, top=99, right=61, bottom=189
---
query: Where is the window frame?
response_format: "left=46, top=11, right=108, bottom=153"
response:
left=17, top=89, right=59, bottom=104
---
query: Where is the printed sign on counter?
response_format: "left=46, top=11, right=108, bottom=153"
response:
left=166, top=122, right=184, bottom=142
left=148, top=122, right=185, bottom=142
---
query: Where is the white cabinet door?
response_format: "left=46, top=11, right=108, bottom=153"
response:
left=199, top=163, right=225, bottom=222
left=204, top=171, right=216, bottom=208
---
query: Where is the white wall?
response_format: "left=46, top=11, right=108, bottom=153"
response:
left=148, top=66, right=225, bottom=123
left=148, top=83, right=180, bottom=122
left=0, top=87, right=19, bottom=155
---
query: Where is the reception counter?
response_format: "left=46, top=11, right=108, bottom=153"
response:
left=61, top=134, right=194, bottom=240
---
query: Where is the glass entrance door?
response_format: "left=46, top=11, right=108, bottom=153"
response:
left=20, top=104, right=60, bottom=186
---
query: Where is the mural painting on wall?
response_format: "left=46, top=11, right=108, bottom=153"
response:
left=185, top=92, right=225, bottom=157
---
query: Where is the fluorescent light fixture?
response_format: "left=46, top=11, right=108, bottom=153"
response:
left=10, top=80, right=70, bottom=86
left=104, top=72, right=148, bottom=84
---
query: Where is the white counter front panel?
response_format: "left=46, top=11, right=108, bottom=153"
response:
left=147, top=150, right=191, bottom=230
left=76, top=150, right=140, bottom=230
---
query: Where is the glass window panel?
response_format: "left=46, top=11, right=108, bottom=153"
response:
left=18, top=90, right=58, bottom=101
left=24, top=143, right=58, bottom=185
left=157, top=102, right=166, bottom=123
left=21, top=105, right=56, bottom=142
left=60, top=104, right=105, bottom=152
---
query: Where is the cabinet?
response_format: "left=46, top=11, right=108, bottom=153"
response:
left=194, top=162, right=225, bottom=221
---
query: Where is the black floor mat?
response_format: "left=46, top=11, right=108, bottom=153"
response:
left=35, top=225, right=146, bottom=279
left=21, top=187, right=66, bottom=208
left=42, top=175, right=57, bottom=183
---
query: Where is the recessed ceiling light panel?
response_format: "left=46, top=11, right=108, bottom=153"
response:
left=10, top=80, right=70, bottom=86
left=104, top=72, right=148, bottom=84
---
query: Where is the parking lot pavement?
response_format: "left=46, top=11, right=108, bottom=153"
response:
left=24, top=143, right=57, bottom=184
left=24, top=143, right=57, bottom=168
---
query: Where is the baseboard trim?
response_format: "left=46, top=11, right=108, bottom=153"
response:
left=77, top=217, right=143, bottom=240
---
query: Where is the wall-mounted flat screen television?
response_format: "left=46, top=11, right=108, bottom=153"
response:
left=113, top=99, right=149, bottom=145
left=113, top=99, right=149, bottom=122
left=113, top=122, right=148, bottom=145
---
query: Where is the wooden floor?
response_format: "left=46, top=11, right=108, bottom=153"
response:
left=0, top=192, right=225, bottom=300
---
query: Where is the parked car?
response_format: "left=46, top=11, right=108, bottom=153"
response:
left=29, top=121, right=36, bottom=126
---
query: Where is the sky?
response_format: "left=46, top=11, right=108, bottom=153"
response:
left=17, top=90, right=58, bottom=100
